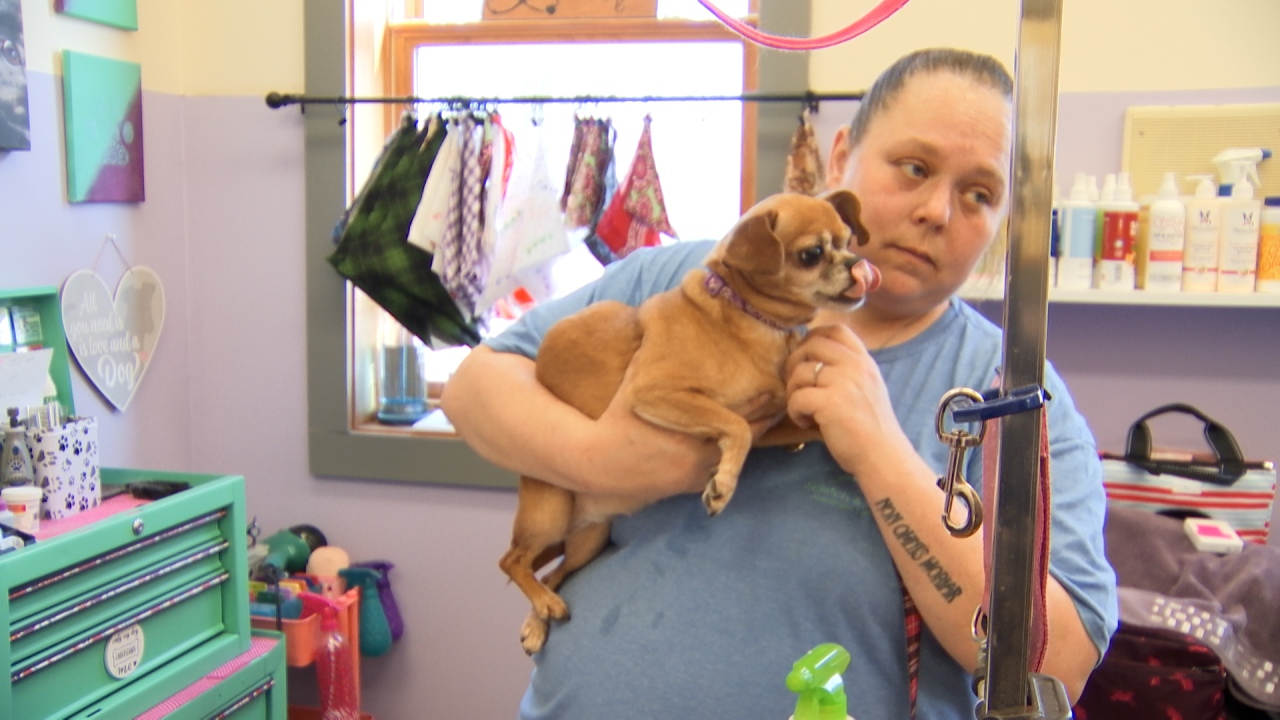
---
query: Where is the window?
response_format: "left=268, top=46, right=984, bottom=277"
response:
left=307, top=0, right=807, bottom=486
left=351, top=6, right=756, bottom=435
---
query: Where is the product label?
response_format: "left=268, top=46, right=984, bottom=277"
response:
left=105, top=624, right=145, bottom=679
left=1258, top=220, right=1280, bottom=283
left=1184, top=209, right=1220, bottom=272
left=1100, top=211, right=1138, bottom=261
left=10, top=305, right=42, bottom=348
left=1062, top=206, right=1096, bottom=259
left=1148, top=211, right=1186, bottom=259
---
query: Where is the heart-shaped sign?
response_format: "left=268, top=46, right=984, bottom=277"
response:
left=61, top=267, right=166, bottom=411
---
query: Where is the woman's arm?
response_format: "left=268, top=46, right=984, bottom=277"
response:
left=442, top=346, right=719, bottom=500
left=783, top=324, right=1099, bottom=703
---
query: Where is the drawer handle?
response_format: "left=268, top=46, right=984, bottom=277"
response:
left=132, top=518, right=145, bottom=535
left=212, top=678, right=275, bottom=719
left=10, top=510, right=228, bottom=602
left=10, top=540, right=230, bottom=642
left=11, top=571, right=230, bottom=683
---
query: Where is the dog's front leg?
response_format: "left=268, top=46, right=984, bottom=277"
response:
left=755, top=415, right=822, bottom=449
left=629, top=391, right=753, bottom=516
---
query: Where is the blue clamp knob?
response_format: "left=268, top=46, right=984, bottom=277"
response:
left=950, top=384, right=1051, bottom=424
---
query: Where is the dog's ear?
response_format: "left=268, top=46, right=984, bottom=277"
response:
left=822, top=189, right=870, bottom=247
left=722, top=211, right=785, bottom=276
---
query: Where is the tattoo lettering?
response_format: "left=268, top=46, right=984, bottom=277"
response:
left=892, top=523, right=930, bottom=561
left=873, top=497, right=903, bottom=526
left=872, top=496, right=964, bottom=604
left=920, top=556, right=963, bottom=603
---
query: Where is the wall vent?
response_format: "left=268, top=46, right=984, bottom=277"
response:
left=1122, top=103, right=1280, bottom=199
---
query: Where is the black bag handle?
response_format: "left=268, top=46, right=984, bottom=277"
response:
left=1124, top=403, right=1247, bottom=486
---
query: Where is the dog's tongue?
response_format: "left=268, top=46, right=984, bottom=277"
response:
left=844, top=259, right=881, bottom=300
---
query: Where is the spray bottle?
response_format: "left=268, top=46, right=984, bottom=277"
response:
left=1212, top=147, right=1271, bottom=197
left=1258, top=196, right=1280, bottom=293
left=1141, top=172, right=1187, bottom=292
left=1055, top=173, right=1097, bottom=290
left=1182, top=175, right=1221, bottom=292
left=338, top=566, right=394, bottom=657
left=786, top=643, right=853, bottom=720
left=1217, top=169, right=1263, bottom=293
left=298, top=592, right=360, bottom=720
left=1095, top=172, right=1140, bottom=290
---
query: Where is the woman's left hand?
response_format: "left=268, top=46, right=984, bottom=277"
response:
left=783, top=323, right=908, bottom=476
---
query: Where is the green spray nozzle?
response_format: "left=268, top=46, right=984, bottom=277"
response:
left=298, top=591, right=342, bottom=632
left=787, top=643, right=851, bottom=720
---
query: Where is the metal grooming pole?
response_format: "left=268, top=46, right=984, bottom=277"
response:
left=977, top=0, right=1069, bottom=718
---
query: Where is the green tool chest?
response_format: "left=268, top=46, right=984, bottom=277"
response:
left=2, top=468, right=251, bottom=719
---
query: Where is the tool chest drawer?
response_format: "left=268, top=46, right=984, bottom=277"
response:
left=1, top=468, right=251, bottom=720
left=127, top=631, right=287, bottom=720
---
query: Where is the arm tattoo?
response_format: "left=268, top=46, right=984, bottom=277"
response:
left=873, top=497, right=964, bottom=603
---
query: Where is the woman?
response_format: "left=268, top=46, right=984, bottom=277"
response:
left=442, top=47, right=1117, bottom=720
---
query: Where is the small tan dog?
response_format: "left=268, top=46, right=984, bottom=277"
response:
left=500, top=190, right=880, bottom=654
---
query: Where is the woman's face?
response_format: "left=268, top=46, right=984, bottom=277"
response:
left=827, top=71, right=1012, bottom=318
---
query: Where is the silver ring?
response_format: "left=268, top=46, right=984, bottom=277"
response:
left=813, top=361, right=825, bottom=385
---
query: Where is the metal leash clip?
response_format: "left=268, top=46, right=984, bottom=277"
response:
left=935, top=388, right=986, bottom=538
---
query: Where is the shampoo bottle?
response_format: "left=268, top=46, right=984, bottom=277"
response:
left=1257, top=197, right=1280, bottom=293
left=1182, top=175, right=1221, bottom=292
left=1095, top=172, right=1139, bottom=290
left=1142, top=172, right=1187, bottom=292
left=1217, top=173, right=1262, bottom=293
left=1, top=408, right=34, bottom=488
left=1055, top=172, right=1097, bottom=290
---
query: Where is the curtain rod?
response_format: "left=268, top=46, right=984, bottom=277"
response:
left=264, top=90, right=864, bottom=110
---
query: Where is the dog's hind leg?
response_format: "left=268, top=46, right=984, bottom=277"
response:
left=501, top=477, right=576, bottom=626
left=519, top=520, right=612, bottom=655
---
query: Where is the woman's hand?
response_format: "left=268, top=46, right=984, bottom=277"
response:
left=783, top=324, right=911, bottom=477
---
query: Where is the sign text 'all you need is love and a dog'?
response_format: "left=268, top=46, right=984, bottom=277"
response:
left=60, top=267, right=165, bottom=411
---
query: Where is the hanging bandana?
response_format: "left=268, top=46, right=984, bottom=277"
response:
left=476, top=128, right=573, bottom=315
left=407, top=118, right=463, bottom=253
left=560, top=115, right=588, bottom=211
left=563, top=118, right=612, bottom=230
left=784, top=107, right=824, bottom=196
left=596, top=115, right=677, bottom=259
left=582, top=148, right=620, bottom=266
left=480, top=114, right=516, bottom=263
left=434, top=113, right=488, bottom=316
left=327, top=113, right=480, bottom=348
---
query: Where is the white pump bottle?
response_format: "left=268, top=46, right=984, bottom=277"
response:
left=1141, top=172, right=1186, bottom=292
left=1181, top=175, right=1221, bottom=292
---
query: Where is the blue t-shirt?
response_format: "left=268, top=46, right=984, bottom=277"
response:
left=487, top=241, right=1118, bottom=720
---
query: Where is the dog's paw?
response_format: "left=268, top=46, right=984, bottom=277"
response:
left=520, top=614, right=549, bottom=655
left=702, top=482, right=727, bottom=516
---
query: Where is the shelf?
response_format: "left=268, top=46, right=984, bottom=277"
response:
left=962, top=287, right=1280, bottom=308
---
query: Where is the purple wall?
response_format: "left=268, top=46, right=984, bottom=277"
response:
left=1, top=73, right=1277, bottom=718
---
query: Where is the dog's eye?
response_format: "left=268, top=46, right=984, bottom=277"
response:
left=797, top=246, right=824, bottom=268
left=1, top=39, right=22, bottom=67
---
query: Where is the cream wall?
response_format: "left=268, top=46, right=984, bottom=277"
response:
left=18, top=0, right=302, bottom=95
left=810, top=0, right=1280, bottom=92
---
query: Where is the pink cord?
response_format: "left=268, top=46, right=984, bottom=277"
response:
left=696, top=0, right=910, bottom=51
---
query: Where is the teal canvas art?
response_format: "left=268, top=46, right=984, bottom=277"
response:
left=55, top=0, right=138, bottom=31
left=61, top=50, right=144, bottom=203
